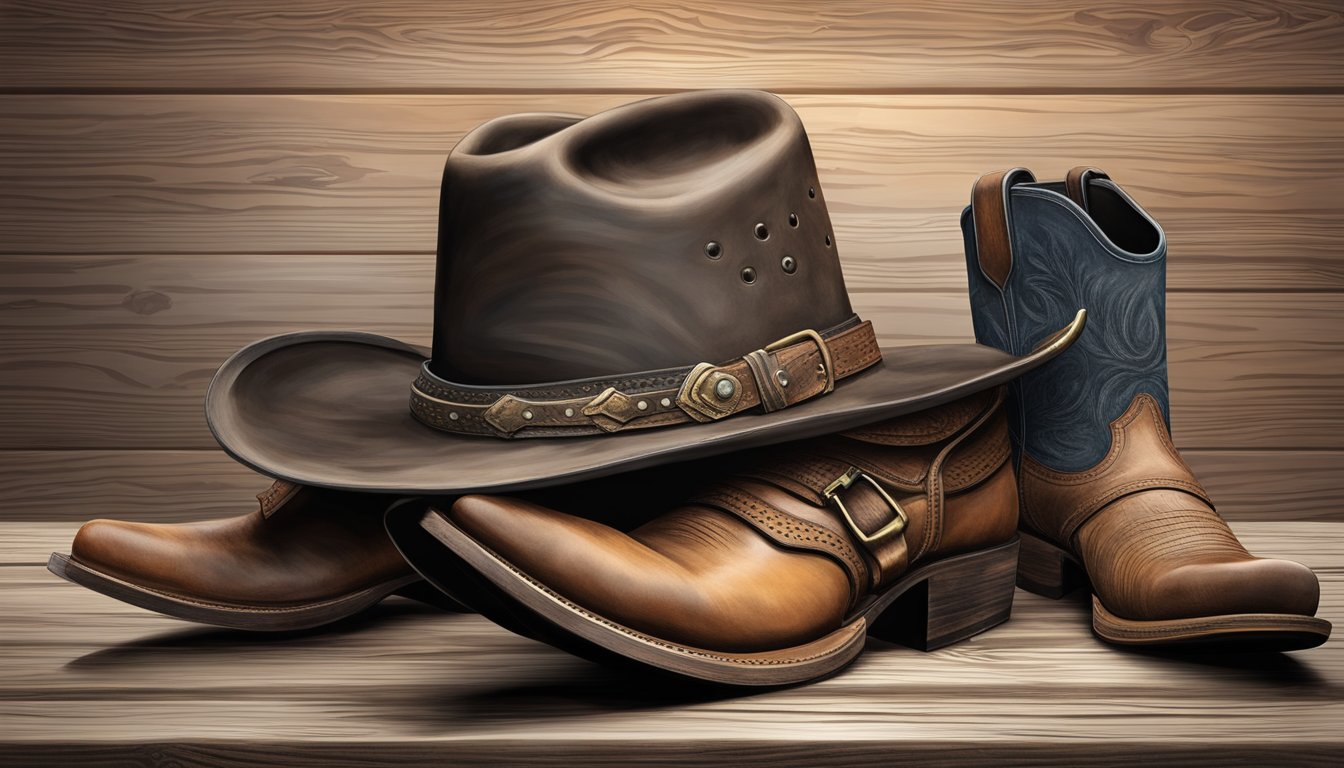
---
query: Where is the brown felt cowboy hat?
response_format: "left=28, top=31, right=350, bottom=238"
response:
left=205, top=90, right=1084, bottom=494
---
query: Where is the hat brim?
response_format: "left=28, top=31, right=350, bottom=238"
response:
left=205, top=312, right=1084, bottom=495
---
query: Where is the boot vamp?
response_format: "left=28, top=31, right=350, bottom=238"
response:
left=449, top=493, right=851, bottom=653
left=71, top=492, right=411, bottom=605
left=1077, top=489, right=1320, bottom=620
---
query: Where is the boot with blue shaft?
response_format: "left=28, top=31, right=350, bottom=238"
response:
left=962, top=166, right=1329, bottom=650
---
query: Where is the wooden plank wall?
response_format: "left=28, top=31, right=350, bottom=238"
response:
left=1, top=2, right=1341, bottom=521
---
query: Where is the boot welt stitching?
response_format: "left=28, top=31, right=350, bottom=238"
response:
left=464, top=535, right=862, bottom=667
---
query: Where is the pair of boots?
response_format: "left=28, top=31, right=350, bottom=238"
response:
left=53, top=168, right=1328, bottom=686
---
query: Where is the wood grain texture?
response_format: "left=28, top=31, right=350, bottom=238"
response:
left=2, top=521, right=1341, bottom=765
left=2, top=254, right=1339, bottom=449
left=1, top=1, right=1341, bottom=92
left=0, top=94, right=1340, bottom=295
left=1, top=449, right=1340, bottom=523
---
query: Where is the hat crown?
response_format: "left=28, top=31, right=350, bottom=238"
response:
left=430, top=90, right=854, bottom=384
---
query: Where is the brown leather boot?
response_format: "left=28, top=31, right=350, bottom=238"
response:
left=391, top=388, right=1021, bottom=686
left=963, top=166, right=1329, bottom=649
left=48, top=481, right=463, bottom=631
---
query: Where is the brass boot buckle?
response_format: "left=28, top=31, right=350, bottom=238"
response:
left=822, top=467, right=908, bottom=545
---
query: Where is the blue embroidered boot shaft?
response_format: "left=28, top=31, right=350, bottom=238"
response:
left=963, top=167, right=1167, bottom=472
left=961, top=167, right=1328, bottom=650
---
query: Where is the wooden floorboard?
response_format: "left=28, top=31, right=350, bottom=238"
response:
left=1, top=449, right=1342, bottom=524
left=2, top=521, right=1341, bottom=765
left=0, top=95, right=1339, bottom=280
left=1, top=1, right=1340, bottom=92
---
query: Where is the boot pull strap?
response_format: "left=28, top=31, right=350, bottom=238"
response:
left=256, top=479, right=302, bottom=519
left=970, top=167, right=1036, bottom=289
left=1065, top=166, right=1111, bottom=213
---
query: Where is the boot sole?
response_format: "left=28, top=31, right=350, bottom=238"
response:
left=1017, top=531, right=1331, bottom=651
left=411, top=507, right=1019, bottom=687
left=47, top=552, right=465, bottom=632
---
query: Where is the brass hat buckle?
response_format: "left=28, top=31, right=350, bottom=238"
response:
left=764, top=328, right=835, bottom=395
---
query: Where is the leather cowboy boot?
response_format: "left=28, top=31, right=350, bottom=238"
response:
left=963, top=166, right=1330, bottom=649
left=388, top=387, right=1027, bottom=686
left=48, top=480, right=463, bottom=631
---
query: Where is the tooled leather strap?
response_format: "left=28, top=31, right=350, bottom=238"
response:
left=409, top=316, right=881, bottom=439
left=1065, top=166, right=1110, bottom=212
left=1022, top=394, right=1216, bottom=548
left=736, top=388, right=1005, bottom=589
left=971, top=167, right=1036, bottom=290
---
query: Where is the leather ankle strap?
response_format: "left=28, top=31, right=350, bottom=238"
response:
left=715, top=388, right=1007, bottom=590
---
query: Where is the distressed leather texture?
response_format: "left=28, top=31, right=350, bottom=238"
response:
left=963, top=168, right=1322, bottom=623
left=70, top=482, right=413, bottom=605
left=432, top=91, right=854, bottom=384
left=441, top=388, right=1018, bottom=653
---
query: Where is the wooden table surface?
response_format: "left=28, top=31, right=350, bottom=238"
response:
left=1, top=521, right=1340, bottom=766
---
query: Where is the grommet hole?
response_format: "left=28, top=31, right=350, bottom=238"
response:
left=788, top=213, right=798, bottom=227
left=753, top=222, right=769, bottom=240
left=705, top=241, right=722, bottom=259
left=808, top=187, right=816, bottom=199
left=781, top=255, right=797, bottom=274
left=824, top=234, right=832, bottom=247
left=741, top=267, right=757, bottom=284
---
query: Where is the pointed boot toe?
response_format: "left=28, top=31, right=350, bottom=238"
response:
left=50, top=482, right=438, bottom=630
left=445, top=493, right=851, bottom=652
left=1148, top=557, right=1321, bottom=621
left=70, top=518, right=165, bottom=581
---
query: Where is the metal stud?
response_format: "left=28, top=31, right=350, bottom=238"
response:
left=449, top=412, right=459, bottom=421
left=637, top=400, right=649, bottom=411
left=564, top=407, right=574, bottom=417
left=781, top=255, right=797, bottom=274
left=776, top=369, right=790, bottom=387
left=705, top=241, right=722, bottom=259
left=522, top=410, right=534, bottom=421
left=714, top=377, right=737, bottom=400
left=660, top=397, right=671, bottom=407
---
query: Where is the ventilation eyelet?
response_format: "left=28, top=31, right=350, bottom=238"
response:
left=753, top=223, right=769, bottom=240
left=781, top=255, right=797, bottom=274
left=788, top=213, right=798, bottom=227
left=704, top=241, right=722, bottom=259
left=808, top=187, right=816, bottom=199
left=824, top=234, right=832, bottom=247
left=741, top=267, right=757, bottom=284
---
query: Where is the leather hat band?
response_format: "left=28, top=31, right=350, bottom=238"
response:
left=409, top=315, right=882, bottom=439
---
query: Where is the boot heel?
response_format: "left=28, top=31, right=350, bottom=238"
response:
left=1016, top=530, right=1086, bottom=598
left=869, top=537, right=1019, bottom=651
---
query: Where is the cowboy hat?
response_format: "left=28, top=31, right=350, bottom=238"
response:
left=206, top=90, right=1084, bottom=494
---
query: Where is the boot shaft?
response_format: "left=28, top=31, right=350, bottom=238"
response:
left=961, top=170, right=1168, bottom=473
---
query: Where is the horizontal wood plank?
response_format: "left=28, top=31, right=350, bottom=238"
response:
left=1, top=449, right=1341, bottom=523
left=1, top=254, right=1339, bottom=450
left=1, top=1, right=1341, bottom=92
left=1, top=521, right=1341, bottom=765
left=0, top=94, right=1340, bottom=293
